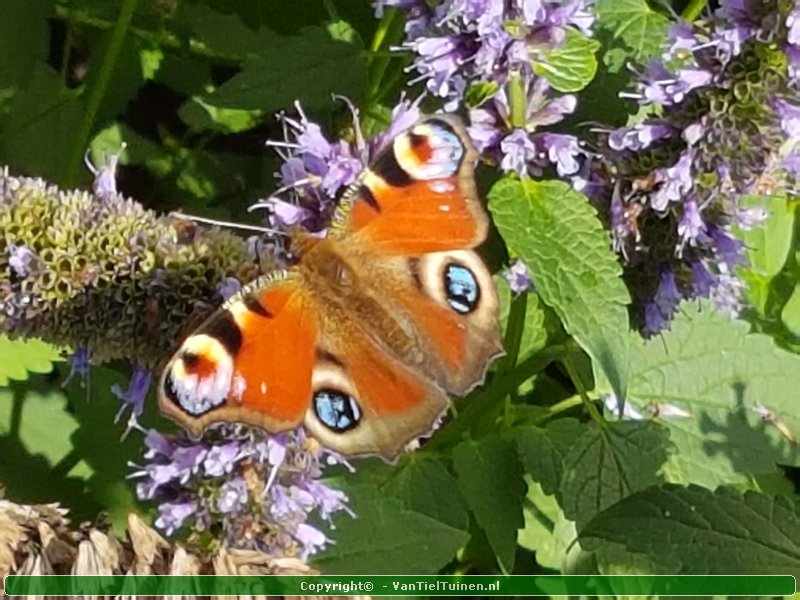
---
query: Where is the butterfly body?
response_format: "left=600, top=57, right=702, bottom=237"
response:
left=159, top=115, right=503, bottom=460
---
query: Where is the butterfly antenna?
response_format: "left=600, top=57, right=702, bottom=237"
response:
left=169, top=211, right=288, bottom=237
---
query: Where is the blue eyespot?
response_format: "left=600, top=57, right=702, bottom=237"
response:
left=444, top=263, right=479, bottom=314
left=313, top=389, right=362, bottom=433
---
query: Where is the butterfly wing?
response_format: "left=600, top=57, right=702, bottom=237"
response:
left=332, top=115, right=503, bottom=394
left=159, top=271, right=318, bottom=437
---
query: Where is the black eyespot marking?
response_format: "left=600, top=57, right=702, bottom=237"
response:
left=244, top=295, right=271, bottom=318
left=372, top=146, right=413, bottom=187
left=198, top=311, right=243, bottom=356
left=181, top=351, right=200, bottom=369
left=444, top=263, right=480, bottom=314
left=313, top=388, right=362, bottom=433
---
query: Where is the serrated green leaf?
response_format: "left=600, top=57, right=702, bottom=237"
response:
left=205, top=27, right=367, bottom=112
left=595, top=0, right=669, bottom=64
left=560, top=421, right=670, bottom=531
left=781, top=284, right=800, bottom=337
left=534, top=29, right=600, bottom=93
left=313, top=484, right=469, bottom=574
left=515, top=418, right=584, bottom=496
left=580, top=484, right=800, bottom=576
left=453, top=435, right=526, bottom=573
left=0, top=336, right=63, bottom=385
left=384, top=456, right=469, bottom=531
left=596, top=303, right=800, bottom=487
left=488, top=177, right=631, bottom=402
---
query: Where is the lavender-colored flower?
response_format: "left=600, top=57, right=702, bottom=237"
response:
left=217, top=477, right=249, bottom=513
left=203, top=441, right=240, bottom=477
left=608, top=123, right=672, bottom=151
left=217, top=277, right=241, bottom=301
left=7, top=245, right=37, bottom=277
left=111, top=365, right=152, bottom=430
left=155, top=501, right=196, bottom=536
left=129, top=425, right=353, bottom=558
left=500, top=129, right=538, bottom=176
left=294, top=523, right=329, bottom=559
left=541, top=133, right=582, bottom=176
left=710, top=226, right=746, bottom=268
left=691, top=261, right=715, bottom=298
left=677, top=199, right=707, bottom=251
left=84, top=143, right=126, bottom=201
left=504, top=259, right=533, bottom=294
left=650, top=153, right=693, bottom=211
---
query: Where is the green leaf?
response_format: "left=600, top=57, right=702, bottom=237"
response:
left=205, top=26, right=368, bottom=112
left=179, top=97, right=263, bottom=133
left=518, top=477, right=578, bottom=571
left=515, top=418, right=584, bottom=496
left=465, top=81, right=501, bottom=108
left=384, top=456, right=469, bottom=531
left=0, top=0, right=50, bottom=88
left=0, top=336, right=63, bottom=385
left=781, top=284, right=800, bottom=337
left=595, top=0, right=669, bottom=64
left=67, top=365, right=162, bottom=531
left=488, top=177, right=631, bottom=402
left=738, top=194, right=795, bottom=278
left=183, top=3, right=272, bottom=58
left=596, top=303, right=800, bottom=487
left=580, top=485, right=800, bottom=576
left=559, top=421, right=670, bottom=530
left=0, top=382, right=100, bottom=516
left=497, top=277, right=549, bottom=365
left=313, top=484, right=469, bottom=574
left=534, top=29, right=600, bottom=93
left=452, top=435, right=526, bottom=573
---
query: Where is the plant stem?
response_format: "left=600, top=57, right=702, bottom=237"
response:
left=681, top=0, right=708, bottom=21
left=62, top=0, right=139, bottom=187
left=562, top=353, right=605, bottom=427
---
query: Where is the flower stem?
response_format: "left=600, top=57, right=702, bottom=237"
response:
left=61, top=0, right=139, bottom=188
left=681, top=0, right=708, bottom=22
left=508, top=71, right=527, bottom=129
left=562, top=353, right=605, bottom=427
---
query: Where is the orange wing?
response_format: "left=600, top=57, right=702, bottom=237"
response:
left=158, top=272, right=318, bottom=436
left=331, top=115, right=487, bottom=255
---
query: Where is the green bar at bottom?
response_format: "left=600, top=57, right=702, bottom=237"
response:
left=4, top=574, right=796, bottom=596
